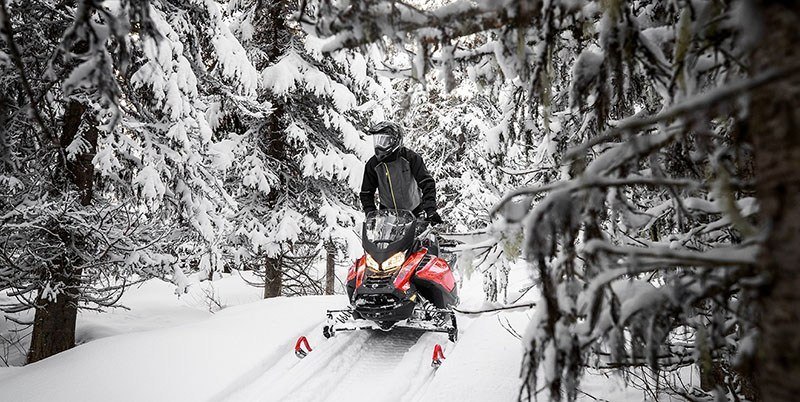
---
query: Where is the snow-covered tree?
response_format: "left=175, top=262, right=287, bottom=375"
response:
left=221, top=0, right=385, bottom=298
left=374, top=14, right=560, bottom=305
left=0, top=0, right=156, bottom=363
left=395, top=75, right=529, bottom=303
left=0, top=0, right=259, bottom=362
left=313, top=0, right=800, bottom=400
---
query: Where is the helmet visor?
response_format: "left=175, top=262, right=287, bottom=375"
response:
left=373, top=134, right=400, bottom=151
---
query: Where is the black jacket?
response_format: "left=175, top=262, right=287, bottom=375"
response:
left=359, top=147, right=436, bottom=215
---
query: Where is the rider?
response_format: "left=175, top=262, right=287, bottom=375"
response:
left=359, top=122, right=443, bottom=225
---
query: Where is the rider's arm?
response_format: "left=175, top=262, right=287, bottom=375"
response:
left=407, top=150, right=437, bottom=215
left=359, top=158, right=379, bottom=213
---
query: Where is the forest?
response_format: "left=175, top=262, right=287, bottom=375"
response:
left=1, top=0, right=799, bottom=401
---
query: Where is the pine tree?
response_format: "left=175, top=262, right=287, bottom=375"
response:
left=0, top=0, right=160, bottom=363
left=313, top=0, right=799, bottom=400
left=224, top=0, right=382, bottom=298
left=397, top=75, right=531, bottom=304
left=0, top=0, right=259, bottom=362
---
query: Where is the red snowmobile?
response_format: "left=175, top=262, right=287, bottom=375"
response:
left=322, top=209, right=459, bottom=342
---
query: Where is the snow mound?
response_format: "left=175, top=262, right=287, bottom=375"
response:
left=0, top=296, right=338, bottom=402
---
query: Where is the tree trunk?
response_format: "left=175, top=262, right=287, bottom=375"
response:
left=325, top=240, right=335, bottom=295
left=27, top=100, right=97, bottom=363
left=61, top=100, right=97, bottom=206
left=264, top=255, right=282, bottom=299
left=751, top=2, right=800, bottom=400
left=254, top=0, right=290, bottom=300
left=27, top=263, right=81, bottom=363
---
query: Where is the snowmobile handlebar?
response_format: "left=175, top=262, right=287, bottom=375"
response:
left=415, top=219, right=438, bottom=239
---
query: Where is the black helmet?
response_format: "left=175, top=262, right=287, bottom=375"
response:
left=368, top=122, right=403, bottom=161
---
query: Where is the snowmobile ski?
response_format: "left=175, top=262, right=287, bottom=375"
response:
left=431, top=344, right=446, bottom=368
left=294, top=336, right=312, bottom=359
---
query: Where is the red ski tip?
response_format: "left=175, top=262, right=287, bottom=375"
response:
left=431, top=344, right=446, bottom=368
left=295, top=336, right=312, bottom=359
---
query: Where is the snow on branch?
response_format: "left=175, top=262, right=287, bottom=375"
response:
left=491, top=176, right=698, bottom=219
left=0, top=0, right=57, bottom=148
left=581, top=239, right=759, bottom=267
left=316, top=0, right=536, bottom=51
left=565, top=63, right=800, bottom=160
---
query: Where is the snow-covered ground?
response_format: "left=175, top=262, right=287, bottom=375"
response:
left=0, top=266, right=645, bottom=401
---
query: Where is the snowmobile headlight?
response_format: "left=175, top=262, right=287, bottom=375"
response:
left=365, top=254, right=379, bottom=271
left=382, top=252, right=405, bottom=272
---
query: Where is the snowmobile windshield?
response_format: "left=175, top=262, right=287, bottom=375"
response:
left=364, top=210, right=416, bottom=249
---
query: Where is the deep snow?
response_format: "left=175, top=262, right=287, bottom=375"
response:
left=0, top=268, right=646, bottom=401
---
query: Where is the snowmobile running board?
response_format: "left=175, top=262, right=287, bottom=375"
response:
left=323, top=307, right=458, bottom=342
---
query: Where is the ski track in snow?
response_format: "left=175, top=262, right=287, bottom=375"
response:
left=0, top=271, right=646, bottom=401
left=210, top=319, right=323, bottom=401
left=224, top=326, right=449, bottom=402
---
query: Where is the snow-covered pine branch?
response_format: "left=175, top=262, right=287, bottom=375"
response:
left=312, top=0, right=789, bottom=400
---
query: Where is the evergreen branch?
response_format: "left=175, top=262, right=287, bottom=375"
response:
left=565, top=64, right=800, bottom=160
left=0, top=0, right=58, bottom=148
left=582, top=240, right=760, bottom=267
left=319, top=1, right=535, bottom=52
left=491, top=176, right=699, bottom=218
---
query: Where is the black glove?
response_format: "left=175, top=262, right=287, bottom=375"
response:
left=425, top=210, right=443, bottom=225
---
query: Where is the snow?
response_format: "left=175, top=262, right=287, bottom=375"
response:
left=303, top=149, right=366, bottom=190
left=349, top=53, right=369, bottom=85
left=0, top=297, right=332, bottom=401
left=242, top=154, right=277, bottom=195
left=211, top=26, right=260, bottom=96
left=275, top=211, right=304, bottom=243
left=133, top=165, right=167, bottom=200
left=485, top=123, right=505, bottom=154
left=62, top=57, right=103, bottom=95
left=0, top=174, right=22, bottom=191
left=64, top=134, right=90, bottom=161
left=569, top=48, right=603, bottom=108
left=261, top=52, right=304, bottom=94
left=1, top=269, right=652, bottom=402
left=419, top=314, right=526, bottom=402
left=209, top=138, right=240, bottom=172
left=582, top=239, right=760, bottom=266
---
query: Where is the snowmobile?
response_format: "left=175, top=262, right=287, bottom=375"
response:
left=322, top=209, right=459, bottom=343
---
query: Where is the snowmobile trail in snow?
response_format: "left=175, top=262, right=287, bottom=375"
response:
left=209, top=319, right=323, bottom=401
left=224, top=327, right=449, bottom=402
